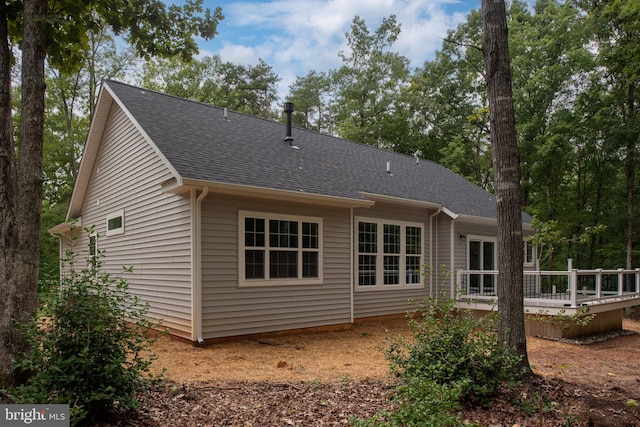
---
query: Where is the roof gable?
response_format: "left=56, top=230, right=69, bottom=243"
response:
left=67, top=83, right=181, bottom=219
left=97, top=80, right=531, bottom=223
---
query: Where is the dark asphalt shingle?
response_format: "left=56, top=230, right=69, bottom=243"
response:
left=106, top=80, right=531, bottom=222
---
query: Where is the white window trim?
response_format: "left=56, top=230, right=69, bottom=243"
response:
left=523, top=240, right=536, bottom=267
left=355, top=216, right=425, bottom=292
left=238, top=210, right=323, bottom=287
left=466, top=234, right=497, bottom=271
left=106, top=209, right=125, bottom=236
left=89, top=231, right=98, bottom=261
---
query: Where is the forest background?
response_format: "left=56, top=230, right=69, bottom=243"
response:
left=36, top=0, right=639, bottom=285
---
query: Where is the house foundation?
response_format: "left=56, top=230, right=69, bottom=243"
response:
left=524, top=308, right=623, bottom=339
left=467, top=308, right=623, bottom=339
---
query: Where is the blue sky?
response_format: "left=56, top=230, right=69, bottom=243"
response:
left=187, top=1, right=482, bottom=98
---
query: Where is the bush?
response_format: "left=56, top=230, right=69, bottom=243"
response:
left=352, top=296, right=521, bottom=426
left=387, top=296, right=521, bottom=405
left=351, top=377, right=465, bottom=427
left=14, top=230, right=161, bottom=425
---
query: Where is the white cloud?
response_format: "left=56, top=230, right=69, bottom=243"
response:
left=200, top=0, right=478, bottom=100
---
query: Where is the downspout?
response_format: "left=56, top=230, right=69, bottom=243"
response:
left=450, top=218, right=456, bottom=299
left=350, top=208, right=354, bottom=323
left=428, top=207, right=442, bottom=296
left=191, top=187, right=209, bottom=344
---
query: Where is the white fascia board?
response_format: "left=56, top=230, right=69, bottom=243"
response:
left=358, top=192, right=442, bottom=210
left=165, top=178, right=375, bottom=209
left=441, top=206, right=458, bottom=219
left=455, top=214, right=497, bottom=226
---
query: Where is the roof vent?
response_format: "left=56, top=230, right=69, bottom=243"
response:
left=284, top=102, right=294, bottom=145
left=223, top=107, right=229, bottom=121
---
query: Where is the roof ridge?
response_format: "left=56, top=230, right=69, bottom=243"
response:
left=103, top=79, right=285, bottom=126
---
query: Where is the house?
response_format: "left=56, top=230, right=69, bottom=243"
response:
left=50, top=80, right=536, bottom=344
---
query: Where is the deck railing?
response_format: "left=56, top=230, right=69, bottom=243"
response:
left=455, top=266, right=640, bottom=309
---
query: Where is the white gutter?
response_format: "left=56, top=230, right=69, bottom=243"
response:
left=350, top=208, right=354, bottom=323
left=191, top=187, right=209, bottom=344
left=450, top=217, right=456, bottom=298
left=428, top=207, right=442, bottom=296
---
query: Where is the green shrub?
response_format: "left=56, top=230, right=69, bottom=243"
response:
left=14, top=229, right=161, bottom=425
left=351, top=377, right=465, bottom=427
left=352, top=295, right=521, bottom=426
left=386, top=296, right=522, bottom=405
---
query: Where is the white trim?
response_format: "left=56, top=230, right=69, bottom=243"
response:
left=191, top=187, right=208, bottom=344
left=466, top=234, right=498, bottom=270
left=358, top=192, right=442, bottom=209
left=349, top=208, right=354, bottom=323
left=163, top=177, right=375, bottom=209
left=524, top=240, right=536, bottom=267
left=238, top=210, right=324, bottom=287
left=355, top=216, right=425, bottom=292
left=105, top=209, right=125, bottom=236
left=89, top=231, right=98, bottom=261
left=466, top=234, right=498, bottom=295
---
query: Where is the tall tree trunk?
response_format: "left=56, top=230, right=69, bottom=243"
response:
left=0, top=0, right=47, bottom=386
left=481, top=0, right=530, bottom=374
left=625, top=84, right=636, bottom=270
left=0, top=1, right=19, bottom=385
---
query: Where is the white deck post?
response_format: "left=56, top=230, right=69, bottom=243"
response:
left=569, top=259, right=578, bottom=307
left=618, top=268, right=624, bottom=296
left=596, top=269, right=602, bottom=299
left=636, top=269, right=640, bottom=295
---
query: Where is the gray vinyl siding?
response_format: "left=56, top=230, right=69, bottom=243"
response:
left=63, top=104, right=192, bottom=338
left=432, top=215, right=454, bottom=297
left=352, top=202, right=432, bottom=319
left=200, top=195, right=352, bottom=339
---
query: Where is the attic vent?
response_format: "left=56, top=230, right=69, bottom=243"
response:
left=284, top=102, right=294, bottom=146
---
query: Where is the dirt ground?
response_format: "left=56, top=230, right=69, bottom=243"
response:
left=121, top=318, right=640, bottom=426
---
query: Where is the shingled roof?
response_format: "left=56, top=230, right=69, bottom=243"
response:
left=104, top=80, right=531, bottom=222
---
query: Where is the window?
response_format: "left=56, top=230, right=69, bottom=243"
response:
left=357, top=218, right=423, bottom=289
left=467, top=235, right=496, bottom=295
left=524, top=240, right=536, bottom=267
left=89, top=232, right=98, bottom=269
left=106, top=209, right=125, bottom=236
left=239, top=211, right=322, bottom=286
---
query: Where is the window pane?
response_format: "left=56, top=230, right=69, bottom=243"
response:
left=245, top=218, right=265, bottom=247
left=384, top=255, right=400, bottom=285
left=525, top=241, right=533, bottom=263
left=303, top=251, right=318, bottom=278
left=358, top=255, right=376, bottom=286
left=406, top=256, right=421, bottom=284
left=270, top=220, right=298, bottom=248
left=107, top=216, right=122, bottom=231
left=383, top=224, right=400, bottom=254
left=358, top=222, right=377, bottom=253
left=406, top=226, right=421, bottom=255
left=302, top=222, right=318, bottom=249
left=270, top=250, right=297, bottom=278
left=483, top=241, right=495, bottom=270
left=245, top=249, right=265, bottom=279
left=469, top=241, right=481, bottom=270
left=89, top=235, right=97, bottom=257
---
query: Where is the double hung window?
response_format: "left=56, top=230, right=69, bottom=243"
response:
left=357, top=218, right=423, bottom=289
left=240, top=211, right=322, bottom=286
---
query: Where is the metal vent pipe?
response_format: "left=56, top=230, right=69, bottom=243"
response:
left=284, top=102, right=294, bottom=144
